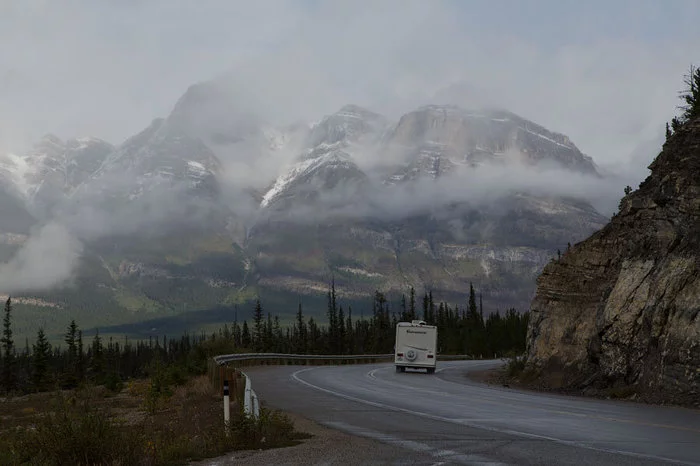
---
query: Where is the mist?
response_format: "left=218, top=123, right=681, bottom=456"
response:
left=0, top=1, right=698, bottom=294
left=0, top=222, right=82, bottom=293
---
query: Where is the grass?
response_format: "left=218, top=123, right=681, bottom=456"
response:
left=0, top=375, right=308, bottom=465
left=114, top=287, right=165, bottom=313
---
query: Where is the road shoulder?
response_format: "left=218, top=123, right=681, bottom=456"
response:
left=190, top=410, right=429, bottom=465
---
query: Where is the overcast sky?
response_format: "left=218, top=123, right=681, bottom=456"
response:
left=1, top=0, right=699, bottom=167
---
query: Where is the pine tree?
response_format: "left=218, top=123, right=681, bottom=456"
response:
left=77, top=330, right=85, bottom=381
left=63, top=320, right=79, bottom=388
left=346, top=306, right=354, bottom=354
left=1, top=297, right=16, bottom=392
left=338, top=305, right=346, bottom=354
left=295, top=303, right=307, bottom=353
left=468, top=283, right=477, bottom=317
left=671, top=116, right=682, bottom=132
left=90, top=329, right=105, bottom=382
left=409, top=287, right=417, bottom=320
left=242, top=321, right=252, bottom=348
left=327, top=280, right=339, bottom=352
left=32, top=327, right=51, bottom=391
left=252, top=299, right=264, bottom=351
left=665, top=122, right=672, bottom=140
left=679, top=64, right=700, bottom=123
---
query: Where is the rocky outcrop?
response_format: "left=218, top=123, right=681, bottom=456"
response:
left=527, top=118, right=700, bottom=407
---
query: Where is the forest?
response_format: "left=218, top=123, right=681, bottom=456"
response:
left=0, top=282, right=528, bottom=394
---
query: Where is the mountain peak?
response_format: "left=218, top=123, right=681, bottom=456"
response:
left=306, top=104, right=388, bottom=148
left=386, top=104, right=598, bottom=176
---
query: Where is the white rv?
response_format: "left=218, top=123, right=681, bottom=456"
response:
left=394, top=320, right=438, bottom=374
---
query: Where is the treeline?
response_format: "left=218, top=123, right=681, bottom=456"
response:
left=1, top=296, right=210, bottom=394
left=233, top=282, right=528, bottom=357
left=0, top=283, right=529, bottom=394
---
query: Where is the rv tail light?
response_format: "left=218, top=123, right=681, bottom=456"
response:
left=397, top=353, right=404, bottom=357
left=427, top=354, right=434, bottom=358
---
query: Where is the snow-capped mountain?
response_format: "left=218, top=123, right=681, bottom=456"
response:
left=258, top=104, right=600, bottom=213
left=382, top=105, right=598, bottom=183
left=0, top=81, right=611, bottom=330
left=0, top=134, right=113, bottom=201
left=260, top=149, right=367, bottom=211
left=305, top=104, right=388, bottom=149
left=78, top=117, right=221, bottom=202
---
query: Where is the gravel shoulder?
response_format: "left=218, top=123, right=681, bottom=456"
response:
left=190, top=411, right=427, bottom=466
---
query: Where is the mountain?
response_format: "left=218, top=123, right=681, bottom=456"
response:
left=0, top=135, right=113, bottom=215
left=527, top=117, right=700, bottom=407
left=0, top=81, right=610, bottom=339
left=382, top=105, right=598, bottom=182
left=250, top=104, right=606, bottom=310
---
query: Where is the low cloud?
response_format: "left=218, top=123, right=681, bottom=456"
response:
left=0, top=222, right=82, bottom=293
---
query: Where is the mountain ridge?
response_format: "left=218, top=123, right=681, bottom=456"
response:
left=0, top=83, right=610, bottom=339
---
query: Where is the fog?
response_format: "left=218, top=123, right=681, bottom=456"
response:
left=0, top=222, right=82, bottom=292
left=1, top=1, right=699, bottom=293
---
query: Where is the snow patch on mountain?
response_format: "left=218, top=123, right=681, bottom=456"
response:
left=0, top=151, right=36, bottom=198
left=261, top=157, right=322, bottom=208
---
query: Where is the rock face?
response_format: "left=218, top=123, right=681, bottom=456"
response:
left=527, top=118, right=700, bottom=406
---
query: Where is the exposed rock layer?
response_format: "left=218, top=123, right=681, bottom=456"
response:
left=527, top=118, right=700, bottom=406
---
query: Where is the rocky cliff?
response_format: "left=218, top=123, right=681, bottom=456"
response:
left=527, top=118, right=700, bottom=407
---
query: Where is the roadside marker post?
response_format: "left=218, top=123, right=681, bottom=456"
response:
left=223, top=379, right=230, bottom=435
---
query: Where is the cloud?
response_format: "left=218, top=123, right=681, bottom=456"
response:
left=0, top=222, right=82, bottom=293
left=263, top=158, right=624, bottom=226
left=0, top=0, right=698, bottom=293
left=1, top=0, right=698, bottom=171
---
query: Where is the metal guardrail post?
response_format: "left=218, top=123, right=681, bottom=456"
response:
left=243, top=371, right=253, bottom=417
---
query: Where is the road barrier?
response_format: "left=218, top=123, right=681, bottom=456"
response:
left=211, top=352, right=474, bottom=371
left=209, top=352, right=475, bottom=426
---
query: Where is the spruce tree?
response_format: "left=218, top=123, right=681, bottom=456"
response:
left=346, top=306, right=354, bottom=354
left=680, top=64, right=700, bottom=123
left=90, top=329, right=105, bottom=383
left=338, top=305, right=346, bottom=354
left=242, top=320, right=252, bottom=348
left=252, top=299, right=264, bottom=351
left=63, top=320, right=79, bottom=388
left=295, top=303, right=307, bottom=353
left=32, top=327, right=51, bottom=391
left=1, top=297, right=16, bottom=392
left=409, top=287, right=416, bottom=320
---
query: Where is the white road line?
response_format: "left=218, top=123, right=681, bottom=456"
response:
left=290, top=367, right=700, bottom=466
left=323, top=421, right=508, bottom=466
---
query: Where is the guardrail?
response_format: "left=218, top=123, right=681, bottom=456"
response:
left=213, top=352, right=474, bottom=366
left=210, top=353, right=475, bottom=423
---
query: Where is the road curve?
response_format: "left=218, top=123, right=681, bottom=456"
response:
left=244, top=360, right=700, bottom=466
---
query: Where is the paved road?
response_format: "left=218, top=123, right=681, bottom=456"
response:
left=244, top=360, right=700, bottom=466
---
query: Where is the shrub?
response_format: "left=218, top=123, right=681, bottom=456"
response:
left=11, top=391, right=145, bottom=466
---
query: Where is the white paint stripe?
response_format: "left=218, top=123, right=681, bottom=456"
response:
left=323, top=421, right=508, bottom=466
left=291, top=367, right=700, bottom=466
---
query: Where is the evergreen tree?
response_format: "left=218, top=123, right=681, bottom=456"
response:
left=679, top=64, right=700, bottom=123
left=1, top=297, right=16, bottom=391
left=242, top=321, right=252, bottom=348
left=409, top=287, right=417, bottom=320
left=665, top=121, right=672, bottom=140
left=346, top=306, right=354, bottom=354
left=252, top=299, right=264, bottom=351
left=90, top=329, right=105, bottom=382
left=327, top=280, right=339, bottom=352
left=671, top=116, right=682, bottom=132
left=338, top=305, right=346, bottom=354
left=295, top=303, right=307, bottom=353
left=32, top=327, right=51, bottom=391
left=77, top=330, right=85, bottom=381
